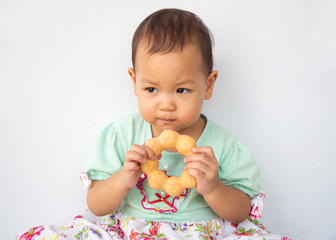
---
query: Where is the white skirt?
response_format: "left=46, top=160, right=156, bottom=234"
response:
left=16, top=207, right=290, bottom=240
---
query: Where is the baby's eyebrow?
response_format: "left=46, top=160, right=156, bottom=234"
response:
left=140, top=77, right=196, bottom=86
left=176, top=79, right=196, bottom=85
left=141, top=78, right=157, bottom=85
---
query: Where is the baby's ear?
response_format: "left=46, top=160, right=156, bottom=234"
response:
left=205, top=70, right=218, bottom=100
left=128, top=68, right=137, bottom=95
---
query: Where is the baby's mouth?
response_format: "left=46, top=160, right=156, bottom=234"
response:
left=160, top=118, right=175, bottom=124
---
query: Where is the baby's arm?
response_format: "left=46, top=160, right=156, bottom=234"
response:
left=202, top=179, right=251, bottom=223
left=184, top=147, right=251, bottom=223
left=87, top=144, right=156, bottom=216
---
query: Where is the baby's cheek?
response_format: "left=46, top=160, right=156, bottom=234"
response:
left=138, top=104, right=155, bottom=123
left=180, top=102, right=203, bottom=120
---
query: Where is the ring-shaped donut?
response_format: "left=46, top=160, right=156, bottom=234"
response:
left=140, top=129, right=197, bottom=196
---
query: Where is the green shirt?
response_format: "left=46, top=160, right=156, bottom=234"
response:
left=85, top=113, right=261, bottom=222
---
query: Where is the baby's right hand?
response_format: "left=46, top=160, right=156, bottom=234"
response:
left=121, top=144, right=156, bottom=189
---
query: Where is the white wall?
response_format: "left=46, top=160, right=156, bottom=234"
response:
left=1, top=1, right=335, bottom=239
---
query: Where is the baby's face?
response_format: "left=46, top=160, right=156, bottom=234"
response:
left=129, top=43, right=216, bottom=138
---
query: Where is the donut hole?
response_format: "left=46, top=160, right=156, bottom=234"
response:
left=140, top=130, right=197, bottom=196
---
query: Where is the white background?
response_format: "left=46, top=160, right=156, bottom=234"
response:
left=1, top=0, right=335, bottom=239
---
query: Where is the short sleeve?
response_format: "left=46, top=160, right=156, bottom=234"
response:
left=84, top=123, right=125, bottom=181
left=218, top=141, right=261, bottom=198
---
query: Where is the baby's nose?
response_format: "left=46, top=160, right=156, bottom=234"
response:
left=159, top=95, right=176, bottom=111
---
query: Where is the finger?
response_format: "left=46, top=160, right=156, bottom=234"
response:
left=125, top=151, right=147, bottom=163
left=130, top=144, right=147, bottom=157
left=184, top=154, right=212, bottom=167
left=184, top=167, right=205, bottom=180
left=130, top=144, right=156, bottom=160
left=192, top=146, right=215, bottom=157
left=142, top=145, right=157, bottom=160
left=134, top=144, right=156, bottom=159
left=184, top=161, right=209, bottom=175
left=191, top=146, right=217, bottom=166
left=124, top=161, right=140, bottom=171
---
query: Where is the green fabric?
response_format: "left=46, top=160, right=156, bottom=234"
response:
left=85, top=113, right=261, bottom=222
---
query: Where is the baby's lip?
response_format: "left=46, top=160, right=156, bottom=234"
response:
left=159, top=118, right=175, bottom=123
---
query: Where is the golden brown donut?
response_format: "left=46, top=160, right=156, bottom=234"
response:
left=140, top=130, right=197, bottom=196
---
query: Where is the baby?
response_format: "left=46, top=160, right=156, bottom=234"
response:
left=86, top=8, right=253, bottom=223
left=17, top=8, right=290, bottom=240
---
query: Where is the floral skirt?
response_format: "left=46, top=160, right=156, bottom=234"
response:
left=16, top=208, right=290, bottom=240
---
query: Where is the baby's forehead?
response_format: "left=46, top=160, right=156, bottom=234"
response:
left=134, top=41, right=206, bottom=72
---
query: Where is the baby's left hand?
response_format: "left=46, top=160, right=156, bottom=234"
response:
left=184, top=146, right=220, bottom=195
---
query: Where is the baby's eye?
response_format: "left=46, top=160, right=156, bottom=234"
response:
left=146, top=87, right=157, bottom=93
left=176, top=88, right=189, bottom=94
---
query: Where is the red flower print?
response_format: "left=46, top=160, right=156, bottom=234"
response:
left=129, top=229, right=139, bottom=240
left=149, top=222, right=161, bottom=236
left=18, top=226, right=44, bottom=240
